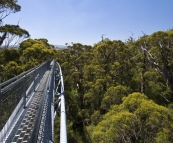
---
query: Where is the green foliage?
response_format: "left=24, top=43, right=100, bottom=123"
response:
left=2, top=27, right=173, bottom=142
left=1, top=48, right=20, bottom=63
left=0, top=38, right=55, bottom=81
left=0, top=24, right=30, bottom=37
left=19, top=38, right=56, bottom=63
left=100, top=85, right=130, bottom=113
left=55, top=32, right=173, bottom=142
left=2, top=61, right=23, bottom=81
left=90, top=110, right=102, bottom=126
left=91, top=92, right=173, bottom=143
left=0, top=0, right=21, bottom=21
left=0, top=0, right=30, bottom=48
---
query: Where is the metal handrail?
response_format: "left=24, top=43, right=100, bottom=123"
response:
left=56, top=62, right=67, bottom=143
left=0, top=61, right=46, bottom=89
left=0, top=60, right=51, bottom=142
left=29, top=60, right=54, bottom=143
left=0, top=60, right=67, bottom=143
left=1, top=64, right=36, bottom=88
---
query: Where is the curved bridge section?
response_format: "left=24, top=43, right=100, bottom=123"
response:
left=0, top=60, right=67, bottom=143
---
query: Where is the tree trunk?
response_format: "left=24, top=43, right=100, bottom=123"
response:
left=0, top=32, right=7, bottom=46
left=141, top=50, right=146, bottom=93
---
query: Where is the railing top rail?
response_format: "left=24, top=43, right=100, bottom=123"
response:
left=0, top=60, right=67, bottom=142
left=0, top=61, right=48, bottom=87
left=56, top=62, right=67, bottom=143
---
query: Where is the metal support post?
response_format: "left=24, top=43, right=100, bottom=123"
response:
left=34, top=69, right=36, bottom=92
left=0, top=78, right=1, bottom=97
left=23, top=74, right=26, bottom=108
left=59, top=63, right=67, bottom=143
left=0, top=79, right=1, bottom=120
left=38, top=68, right=41, bottom=83
left=47, top=60, right=49, bottom=70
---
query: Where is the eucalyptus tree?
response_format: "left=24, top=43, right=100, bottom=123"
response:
left=0, top=0, right=30, bottom=48
left=20, top=38, right=56, bottom=64
left=85, top=39, right=133, bottom=113
left=140, top=30, right=173, bottom=103
left=91, top=92, right=173, bottom=143
left=0, top=0, right=21, bottom=23
left=0, top=24, right=30, bottom=48
left=55, top=43, right=94, bottom=142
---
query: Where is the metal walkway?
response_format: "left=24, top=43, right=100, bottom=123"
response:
left=0, top=60, right=67, bottom=143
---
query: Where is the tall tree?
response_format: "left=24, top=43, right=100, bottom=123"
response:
left=20, top=38, right=55, bottom=63
left=0, top=24, right=30, bottom=48
left=0, top=0, right=21, bottom=23
left=0, top=0, right=30, bottom=48
left=91, top=92, right=173, bottom=143
left=141, top=31, right=173, bottom=102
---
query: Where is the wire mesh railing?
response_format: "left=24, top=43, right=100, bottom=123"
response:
left=0, top=60, right=67, bottom=143
left=54, top=62, right=67, bottom=143
left=30, top=60, right=55, bottom=143
left=0, top=60, right=51, bottom=141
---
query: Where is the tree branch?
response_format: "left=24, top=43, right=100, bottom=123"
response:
left=158, top=93, right=170, bottom=103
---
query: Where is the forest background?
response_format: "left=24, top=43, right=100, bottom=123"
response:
left=1, top=1, right=173, bottom=143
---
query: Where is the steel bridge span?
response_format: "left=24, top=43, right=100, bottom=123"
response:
left=0, top=60, right=67, bottom=143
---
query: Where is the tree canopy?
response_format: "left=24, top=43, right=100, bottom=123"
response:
left=0, top=0, right=29, bottom=48
left=1, top=4, right=173, bottom=141
left=54, top=30, right=173, bottom=142
left=0, top=0, right=21, bottom=22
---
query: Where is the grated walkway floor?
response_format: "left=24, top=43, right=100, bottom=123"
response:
left=5, top=70, right=50, bottom=143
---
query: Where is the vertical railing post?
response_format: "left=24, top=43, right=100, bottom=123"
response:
left=47, top=60, right=49, bottom=70
left=23, top=74, right=26, bottom=108
left=38, top=67, right=41, bottom=83
left=59, top=63, right=67, bottom=143
left=40, top=65, right=42, bottom=80
left=34, top=69, right=36, bottom=92
left=0, top=78, right=1, bottom=124
left=51, top=61, right=55, bottom=141
left=0, top=78, right=1, bottom=97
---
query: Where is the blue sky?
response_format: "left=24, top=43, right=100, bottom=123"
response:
left=3, top=0, right=173, bottom=46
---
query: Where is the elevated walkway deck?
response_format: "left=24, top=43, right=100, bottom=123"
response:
left=0, top=60, right=67, bottom=143
left=4, top=69, right=51, bottom=143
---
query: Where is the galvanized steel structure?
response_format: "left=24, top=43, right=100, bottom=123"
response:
left=0, top=60, right=67, bottom=143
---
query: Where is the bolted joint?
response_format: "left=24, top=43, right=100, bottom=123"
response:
left=55, top=75, right=60, bottom=81
left=55, top=93, right=61, bottom=97
left=47, top=90, right=50, bottom=94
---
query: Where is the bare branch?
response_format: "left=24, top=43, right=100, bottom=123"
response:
left=141, top=44, right=163, bottom=73
left=158, top=93, right=170, bottom=103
